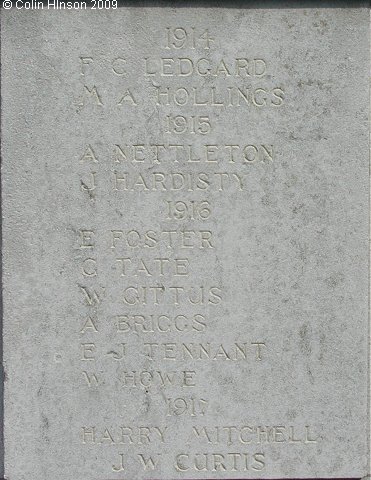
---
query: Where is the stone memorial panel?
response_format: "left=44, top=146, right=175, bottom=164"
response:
left=1, top=4, right=370, bottom=480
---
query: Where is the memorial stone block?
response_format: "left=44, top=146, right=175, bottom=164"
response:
left=1, top=4, right=370, bottom=480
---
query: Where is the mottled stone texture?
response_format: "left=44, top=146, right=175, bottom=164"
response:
left=1, top=7, right=369, bottom=480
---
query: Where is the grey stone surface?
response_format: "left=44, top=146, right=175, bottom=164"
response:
left=1, top=6, right=370, bottom=480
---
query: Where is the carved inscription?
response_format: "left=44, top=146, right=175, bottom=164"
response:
left=74, top=25, right=318, bottom=476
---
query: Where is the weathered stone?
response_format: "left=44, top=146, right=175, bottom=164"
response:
left=1, top=5, right=369, bottom=480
